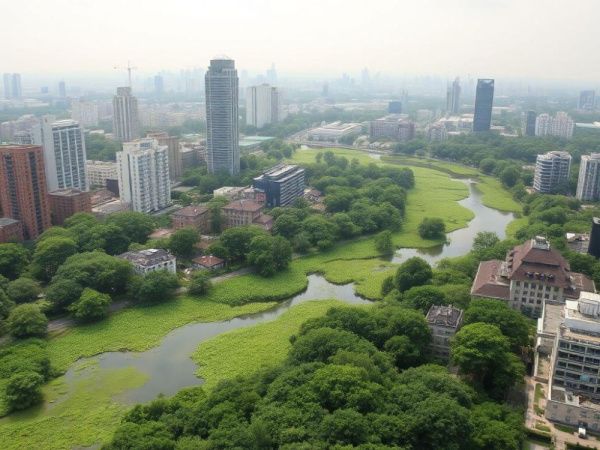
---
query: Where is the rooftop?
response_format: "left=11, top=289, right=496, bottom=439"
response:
left=49, top=188, right=87, bottom=197
left=426, top=305, right=463, bottom=328
left=172, top=205, right=209, bottom=218
left=192, top=255, right=224, bottom=268
left=0, top=217, right=19, bottom=227
left=223, top=199, right=263, bottom=212
left=119, top=248, right=175, bottom=267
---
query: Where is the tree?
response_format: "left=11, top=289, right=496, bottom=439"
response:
left=169, top=228, right=199, bottom=258
left=319, top=408, right=368, bottom=446
left=332, top=213, right=359, bottom=238
left=394, top=257, right=432, bottom=292
left=273, top=214, right=301, bottom=239
left=131, top=270, right=179, bottom=305
left=30, top=236, right=78, bottom=281
left=302, top=215, right=338, bottom=249
left=247, top=235, right=292, bottom=277
left=69, top=288, right=111, bottom=323
left=188, top=271, right=212, bottom=296
left=0, top=289, right=15, bottom=320
left=292, top=232, right=312, bottom=253
left=418, top=217, right=446, bottom=240
left=499, top=166, right=520, bottom=187
left=402, top=285, right=447, bottom=313
left=479, top=158, right=496, bottom=174
left=0, top=243, right=29, bottom=280
left=106, top=212, right=155, bottom=244
left=374, top=230, right=394, bottom=255
left=384, top=335, right=422, bottom=369
left=472, top=232, right=500, bottom=259
left=220, top=226, right=267, bottom=262
left=5, top=371, right=45, bottom=411
left=7, top=304, right=48, bottom=338
left=6, top=278, right=42, bottom=304
left=45, top=279, right=84, bottom=313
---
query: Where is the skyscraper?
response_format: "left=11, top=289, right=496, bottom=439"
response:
left=2, top=74, right=10, bottom=99
left=146, top=131, right=182, bottom=181
left=473, top=79, right=494, bottom=132
left=2, top=73, right=22, bottom=99
left=205, top=57, right=239, bottom=175
left=116, top=138, right=170, bottom=212
left=522, top=110, right=536, bottom=137
left=0, top=145, right=51, bottom=239
left=58, top=80, right=66, bottom=98
left=533, top=151, right=571, bottom=193
left=154, top=75, right=164, bottom=95
left=34, top=116, right=88, bottom=192
left=579, top=90, right=596, bottom=111
left=112, top=86, right=140, bottom=141
left=246, top=84, right=280, bottom=129
left=576, top=154, right=600, bottom=201
left=446, top=77, right=461, bottom=115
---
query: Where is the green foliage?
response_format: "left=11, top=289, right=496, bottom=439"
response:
left=85, top=133, right=121, bottom=161
left=374, top=230, right=394, bottom=255
left=69, top=288, right=111, bottom=323
left=7, top=304, right=48, bottom=339
left=168, top=227, right=199, bottom=258
left=131, top=270, right=179, bottom=305
left=45, top=279, right=84, bottom=313
left=418, top=217, right=446, bottom=239
left=0, top=289, right=15, bottom=320
left=188, top=271, right=212, bottom=296
left=220, top=226, right=267, bottom=262
left=0, top=243, right=29, bottom=280
left=5, top=371, right=44, bottom=412
left=106, top=212, right=156, bottom=244
left=401, top=285, right=447, bottom=313
left=394, top=257, right=432, bottom=292
left=247, top=235, right=292, bottom=277
left=30, top=236, right=78, bottom=281
left=6, top=278, right=42, bottom=304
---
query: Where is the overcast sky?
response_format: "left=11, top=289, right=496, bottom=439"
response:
left=2, top=0, right=599, bottom=81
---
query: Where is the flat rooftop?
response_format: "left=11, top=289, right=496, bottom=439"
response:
left=0, top=217, right=19, bottom=226
left=542, top=302, right=564, bottom=335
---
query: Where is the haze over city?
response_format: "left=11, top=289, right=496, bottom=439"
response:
left=3, top=0, right=600, bottom=82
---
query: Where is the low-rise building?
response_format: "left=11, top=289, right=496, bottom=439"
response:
left=171, top=205, right=210, bottom=233
left=307, top=121, right=362, bottom=142
left=48, top=188, right=92, bottom=225
left=86, top=160, right=118, bottom=189
left=0, top=218, right=23, bottom=243
left=253, top=164, right=305, bottom=208
left=213, top=186, right=246, bottom=201
left=471, top=236, right=594, bottom=317
left=369, top=116, right=416, bottom=142
left=426, top=305, right=464, bottom=359
left=118, top=248, right=176, bottom=275
left=252, top=213, right=274, bottom=232
left=222, top=199, right=264, bottom=228
left=192, top=255, right=225, bottom=271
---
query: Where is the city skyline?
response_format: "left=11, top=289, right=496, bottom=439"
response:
left=2, top=0, right=600, bottom=82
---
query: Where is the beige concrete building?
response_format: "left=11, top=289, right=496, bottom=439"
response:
left=426, top=305, right=463, bottom=359
left=171, top=205, right=210, bottom=233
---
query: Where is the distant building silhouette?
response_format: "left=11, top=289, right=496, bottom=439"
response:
left=112, top=86, right=140, bottom=141
left=446, top=77, right=461, bottom=114
left=388, top=101, right=402, bottom=114
left=522, top=110, right=536, bottom=137
left=589, top=218, right=600, bottom=258
left=473, top=79, right=494, bottom=132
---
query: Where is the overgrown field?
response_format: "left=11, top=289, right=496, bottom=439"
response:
left=194, top=299, right=370, bottom=389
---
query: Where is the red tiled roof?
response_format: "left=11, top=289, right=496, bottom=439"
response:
left=223, top=199, right=263, bottom=212
left=173, top=205, right=209, bottom=217
left=471, top=260, right=511, bottom=300
left=192, top=255, right=224, bottom=268
left=508, top=240, right=572, bottom=288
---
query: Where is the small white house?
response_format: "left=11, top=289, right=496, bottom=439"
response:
left=119, top=249, right=177, bottom=275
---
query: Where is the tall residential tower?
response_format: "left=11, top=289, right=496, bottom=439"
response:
left=205, top=57, right=239, bottom=175
left=246, top=84, right=280, bottom=129
left=446, top=77, right=461, bottom=115
left=112, top=87, right=140, bottom=141
left=473, top=79, right=494, bottom=132
left=576, top=153, right=600, bottom=201
left=533, top=151, right=572, bottom=194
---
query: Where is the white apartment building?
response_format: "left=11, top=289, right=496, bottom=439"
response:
left=533, top=151, right=572, bottom=193
left=535, top=112, right=575, bottom=139
left=71, top=100, right=99, bottom=128
left=86, top=160, right=118, bottom=188
left=112, top=87, right=140, bottom=141
left=34, top=116, right=88, bottom=192
left=118, top=248, right=176, bottom=275
left=246, top=84, right=280, bottom=129
left=116, top=138, right=170, bottom=213
left=577, top=154, right=600, bottom=201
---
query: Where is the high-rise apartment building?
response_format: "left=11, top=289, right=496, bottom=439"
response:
left=446, top=77, right=461, bottom=115
left=579, top=90, right=596, bottom=111
left=112, top=87, right=140, bottom=141
left=58, top=81, right=66, bottom=98
left=246, top=84, right=280, bottom=129
left=0, top=145, right=51, bottom=239
left=2, top=74, right=11, bottom=99
left=533, top=151, right=572, bottom=193
left=522, top=110, right=536, bottom=137
left=34, top=116, right=88, bottom=192
left=205, top=57, right=239, bottom=175
left=3, top=73, right=22, bottom=99
left=146, top=131, right=182, bottom=180
left=535, top=112, right=575, bottom=139
left=576, top=153, right=600, bottom=201
left=116, top=138, right=170, bottom=212
left=473, top=79, right=494, bottom=132
left=71, top=99, right=99, bottom=127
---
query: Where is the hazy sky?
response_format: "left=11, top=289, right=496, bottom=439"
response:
left=3, top=0, right=600, bottom=81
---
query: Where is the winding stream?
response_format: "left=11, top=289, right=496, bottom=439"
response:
left=61, top=177, right=515, bottom=405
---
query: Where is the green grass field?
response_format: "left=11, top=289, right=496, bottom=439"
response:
left=194, top=299, right=369, bottom=390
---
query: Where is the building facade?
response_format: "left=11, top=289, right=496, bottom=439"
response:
left=146, top=131, right=182, bottom=181
left=119, top=248, right=176, bottom=275
left=427, top=122, right=448, bottom=142
left=471, top=236, right=594, bottom=318
left=112, top=87, right=140, bottom=141
left=86, top=160, right=118, bottom=188
left=205, top=57, right=239, bottom=175
left=171, top=205, right=210, bottom=233
left=577, top=154, right=600, bottom=201
left=253, top=164, right=305, bottom=208
left=34, top=116, right=88, bottom=192
left=116, top=138, right=170, bottom=213
left=579, top=90, right=596, bottom=111
left=426, top=305, right=463, bottom=359
left=369, top=117, right=415, bottom=142
left=0, top=218, right=23, bottom=243
left=222, top=199, right=263, bottom=228
left=473, top=79, right=494, bottom=132
left=246, top=84, right=280, bottom=129
left=446, top=77, right=461, bottom=115
left=48, top=188, right=92, bottom=226
left=308, top=122, right=362, bottom=141
left=0, top=145, right=51, bottom=239
left=71, top=100, right=99, bottom=127
left=522, top=110, right=537, bottom=137
left=535, top=112, right=575, bottom=139
left=533, top=151, right=572, bottom=193
left=2, top=73, right=22, bottom=99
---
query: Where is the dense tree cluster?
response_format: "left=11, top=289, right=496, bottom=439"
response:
left=105, top=303, right=524, bottom=449
left=418, top=217, right=446, bottom=240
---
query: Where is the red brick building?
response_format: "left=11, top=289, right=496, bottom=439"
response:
left=48, top=188, right=92, bottom=225
left=222, top=199, right=263, bottom=228
left=171, top=205, right=210, bottom=233
left=0, top=218, right=24, bottom=243
left=0, top=145, right=51, bottom=239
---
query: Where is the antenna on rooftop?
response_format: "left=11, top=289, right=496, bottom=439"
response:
left=113, top=60, right=138, bottom=88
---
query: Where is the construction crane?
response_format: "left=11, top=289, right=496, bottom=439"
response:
left=113, top=61, right=137, bottom=88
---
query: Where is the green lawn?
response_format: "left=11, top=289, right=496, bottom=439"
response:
left=194, top=299, right=370, bottom=390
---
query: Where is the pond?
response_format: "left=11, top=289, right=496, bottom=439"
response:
left=392, top=179, right=515, bottom=265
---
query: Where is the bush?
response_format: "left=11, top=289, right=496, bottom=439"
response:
left=188, top=272, right=212, bottom=296
left=68, top=288, right=111, bottom=323
left=394, top=257, right=432, bottom=292
left=7, top=304, right=48, bottom=338
left=5, top=371, right=45, bottom=411
left=418, top=217, right=446, bottom=240
left=131, top=270, right=179, bottom=305
left=374, top=230, right=394, bottom=255
left=6, top=277, right=42, bottom=303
